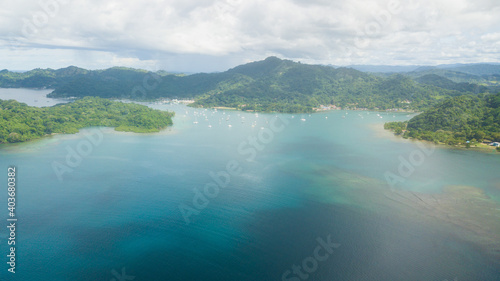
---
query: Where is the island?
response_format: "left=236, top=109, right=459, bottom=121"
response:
left=0, top=97, right=174, bottom=144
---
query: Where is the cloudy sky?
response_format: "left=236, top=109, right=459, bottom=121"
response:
left=1, top=0, right=499, bottom=72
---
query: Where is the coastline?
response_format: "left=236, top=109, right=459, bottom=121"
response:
left=190, top=102, right=421, bottom=114
left=380, top=125, right=500, bottom=154
left=0, top=124, right=175, bottom=146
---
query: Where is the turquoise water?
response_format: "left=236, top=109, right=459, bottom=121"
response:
left=1, top=91, right=500, bottom=280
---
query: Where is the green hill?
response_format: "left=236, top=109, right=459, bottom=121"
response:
left=385, top=93, right=500, bottom=145
left=192, top=58, right=478, bottom=112
left=0, top=97, right=174, bottom=143
left=0, top=66, right=89, bottom=88
left=415, top=74, right=489, bottom=93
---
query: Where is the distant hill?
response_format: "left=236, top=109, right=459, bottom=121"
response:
left=407, top=69, right=482, bottom=83
left=415, top=74, right=489, bottom=94
left=346, top=63, right=500, bottom=76
left=0, top=57, right=492, bottom=113
left=405, top=68, right=500, bottom=94
left=346, top=63, right=500, bottom=91
left=439, top=64, right=500, bottom=76
left=346, top=65, right=421, bottom=73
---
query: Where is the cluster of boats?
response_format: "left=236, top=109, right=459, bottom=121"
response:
left=184, top=108, right=401, bottom=129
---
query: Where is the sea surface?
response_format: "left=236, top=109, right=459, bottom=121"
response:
left=1, top=89, right=499, bottom=281
left=0, top=88, right=69, bottom=107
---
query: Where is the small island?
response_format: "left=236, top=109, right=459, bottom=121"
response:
left=384, top=93, right=500, bottom=151
left=0, top=97, right=174, bottom=144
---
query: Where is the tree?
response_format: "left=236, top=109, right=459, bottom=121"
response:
left=474, top=130, right=486, bottom=142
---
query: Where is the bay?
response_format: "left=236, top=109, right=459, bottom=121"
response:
left=0, top=88, right=70, bottom=107
left=0, top=90, right=499, bottom=281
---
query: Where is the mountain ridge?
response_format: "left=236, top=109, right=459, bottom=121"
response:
left=0, top=57, right=495, bottom=113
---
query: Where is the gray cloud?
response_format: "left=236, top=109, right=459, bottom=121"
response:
left=1, top=0, right=499, bottom=72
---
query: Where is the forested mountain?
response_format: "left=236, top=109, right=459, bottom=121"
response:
left=189, top=57, right=484, bottom=112
left=404, top=67, right=500, bottom=91
left=384, top=93, right=500, bottom=145
left=0, top=66, right=89, bottom=88
left=0, top=57, right=493, bottom=113
left=0, top=97, right=174, bottom=143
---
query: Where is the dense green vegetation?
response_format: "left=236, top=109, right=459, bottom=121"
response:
left=415, top=74, right=489, bottom=93
left=384, top=93, right=500, bottom=146
left=384, top=121, right=407, bottom=135
left=1, top=57, right=492, bottom=113
left=0, top=97, right=174, bottom=143
left=405, top=68, right=500, bottom=92
left=2, top=58, right=497, bottom=148
left=190, top=58, right=480, bottom=113
left=0, top=66, right=89, bottom=88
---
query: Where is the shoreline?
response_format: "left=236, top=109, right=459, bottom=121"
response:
left=0, top=124, right=175, bottom=146
left=381, top=125, right=500, bottom=154
left=190, top=102, right=421, bottom=114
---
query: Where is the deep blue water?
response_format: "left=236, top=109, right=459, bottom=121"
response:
left=1, top=90, right=500, bottom=281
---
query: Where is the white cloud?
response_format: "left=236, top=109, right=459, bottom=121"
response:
left=0, top=0, right=499, bottom=72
